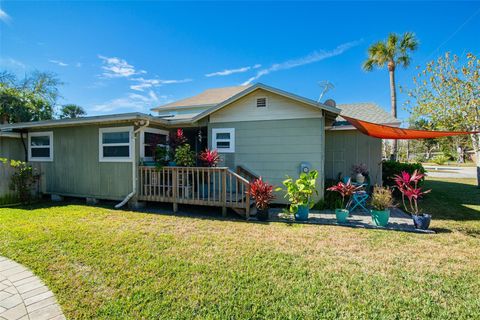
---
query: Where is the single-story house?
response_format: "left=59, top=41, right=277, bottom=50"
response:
left=0, top=83, right=399, bottom=215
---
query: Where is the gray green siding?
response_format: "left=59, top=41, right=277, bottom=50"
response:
left=0, top=136, right=25, bottom=160
left=208, top=118, right=325, bottom=203
left=325, top=130, right=382, bottom=185
left=31, top=124, right=138, bottom=200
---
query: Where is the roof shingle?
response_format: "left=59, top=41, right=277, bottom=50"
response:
left=336, top=103, right=399, bottom=124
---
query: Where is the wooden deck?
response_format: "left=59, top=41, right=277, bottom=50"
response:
left=138, top=166, right=252, bottom=217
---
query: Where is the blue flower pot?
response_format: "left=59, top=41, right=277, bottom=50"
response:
left=168, top=161, right=177, bottom=166
left=335, top=209, right=349, bottom=223
left=412, top=214, right=431, bottom=230
left=371, top=209, right=390, bottom=227
left=295, top=205, right=309, bottom=221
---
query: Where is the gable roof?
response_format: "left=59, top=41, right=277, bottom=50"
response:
left=152, top=85, right=251, bottom=111
left=154, top=83, right=341, bottom=124
left=335, top=103, right=400, bottom=125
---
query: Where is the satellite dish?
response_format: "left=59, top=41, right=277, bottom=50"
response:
left=324, top=99, right=336, bottom=108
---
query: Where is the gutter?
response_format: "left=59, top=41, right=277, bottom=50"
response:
left=114, top=120, right=150, bottom=209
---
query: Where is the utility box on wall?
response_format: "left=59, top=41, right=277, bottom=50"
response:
left=299, top=162, right=312, bottom=174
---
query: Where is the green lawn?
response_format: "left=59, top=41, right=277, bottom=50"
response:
left=0, top=178, right=479, bottom=319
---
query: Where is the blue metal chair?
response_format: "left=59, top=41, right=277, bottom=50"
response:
left=348, top=190, right=369, bottom=213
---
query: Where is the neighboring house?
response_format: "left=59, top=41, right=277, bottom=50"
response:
left=0, top=83, right=399, bottom=213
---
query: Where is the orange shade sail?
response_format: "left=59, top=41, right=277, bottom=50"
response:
left=342, top=116, right=479, bottom=140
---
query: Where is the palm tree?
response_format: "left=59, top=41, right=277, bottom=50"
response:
left=363, top=32, right=419, bottom=158
left=59, top=104, right=86, bottom=119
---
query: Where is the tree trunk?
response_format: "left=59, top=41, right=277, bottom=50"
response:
left=388, top=63, right=398, bottom=160
left=470, top=132, right=480, bottom=187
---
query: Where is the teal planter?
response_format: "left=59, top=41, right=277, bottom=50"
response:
left=371, top=209, right=390, bottom=227
left=335, top=209, right=349, bottom=223
left=295, top=205, right=309, bottom=221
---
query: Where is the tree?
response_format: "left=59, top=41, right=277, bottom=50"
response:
left=363, top=32, right=419, bottom=158
left=59, top=104, right=86, bottom=119
left=405, top=52, right=480, bottom=186
left=0, top=71, right=62, bottom=124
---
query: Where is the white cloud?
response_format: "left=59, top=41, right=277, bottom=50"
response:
left=75, top=62, right=82, bottom=67
left=242, top=40, right=362, bottom=85
left=205, top=64, right=262, bottom=77
left=130, top=77, right=192, bottom=91
left=92, top=90, right=170, bottom=114
left=98, top=55, right=145, bottom=78
left=0, top=57, right=26, bottom=70
left=49, top=59, right=68, bottom=67
left=0, top=9, right=11, bottom=24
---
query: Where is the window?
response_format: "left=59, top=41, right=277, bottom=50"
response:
left=212, top=128, right=235, bottom=153
left=99, top=127, right=133, bottom=162
left=140, top=128, right=169, bottom=161
left=256, top=97, right=267, bottom=108
left=28, top=132, right=53, bottom=162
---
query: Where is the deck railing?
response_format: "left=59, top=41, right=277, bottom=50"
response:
left=138, top=166, right=251, bottom=216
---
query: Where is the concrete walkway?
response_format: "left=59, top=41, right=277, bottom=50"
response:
left=425, top=165, right=477, bottom=179
left=0, top=257, right=65, bottom=320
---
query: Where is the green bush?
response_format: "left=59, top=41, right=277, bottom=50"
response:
left=431, top=154, right=450, bottom=165
left=382, top=160, right=426, bottom=187
left=174, top=144, right=195, bottom=167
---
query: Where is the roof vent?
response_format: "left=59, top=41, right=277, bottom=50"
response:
left=256, top=97, right=267, bottom=108
left=324, top=99, right=336, bottom=108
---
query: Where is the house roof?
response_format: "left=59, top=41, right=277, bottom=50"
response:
left=335, top=103, right=400, bottom=125
left=152, top=85, right=251, bottom=111
left=0, top=113, right=169, bottom=131
left=154, top=83, right=341, bottom=124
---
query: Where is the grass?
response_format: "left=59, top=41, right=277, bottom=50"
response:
left=0, top=178, right=479, bottom=319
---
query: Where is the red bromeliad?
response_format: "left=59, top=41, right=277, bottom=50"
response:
left=247, top=177, right=275, bottom=211
left=393, top=169, right=431, bottom=215
left=198, top=148, right=220, bottom=167
left=326, top=179, right=362, bottom=209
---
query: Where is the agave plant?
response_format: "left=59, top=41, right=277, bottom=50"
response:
left=247, top=177, right=275, bottom=211
left=198, top=148, right=220, bottom=167
left=326, top=179, right=362, bottom=209
left=393, top=169, right=431, bottom=215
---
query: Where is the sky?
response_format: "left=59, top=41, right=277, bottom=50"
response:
left=1, top=1, right=479, bottom=123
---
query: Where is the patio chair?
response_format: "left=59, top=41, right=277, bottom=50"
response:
left=348, top=190, right=369, bottom=213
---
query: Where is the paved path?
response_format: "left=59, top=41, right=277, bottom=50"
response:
left=0, top=256, right=65, bottom=320
left=425, top=165, right=477, bottom=179
left=269, top=207, right=435, bottom=234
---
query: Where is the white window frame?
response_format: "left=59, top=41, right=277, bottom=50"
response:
left=140, top=127, right=169, bottom=161
left=99, top=126, right=133, bottom=162
left=212, top=128, right=235, bottom=153
left=28, top=131, right=53, bottom=162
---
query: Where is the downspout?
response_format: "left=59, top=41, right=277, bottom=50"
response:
left=115, top=119, right=150, bottom=209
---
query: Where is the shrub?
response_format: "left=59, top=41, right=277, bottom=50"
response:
left=1, top=158, right=40, bottom=204
left=382, top=160, right=426, bottom=187
left=278, top=170, right=318, bottom=214
left=174, top=144, right=195, bottom=167
left=431, top=154, right=449, bottom=165
left=370, top=186, right=394, bottom=211
left=247, top=177, right=275, bottom=211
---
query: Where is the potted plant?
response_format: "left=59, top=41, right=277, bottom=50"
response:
left=279, top=170, right=318, bottom=221
left=393, top=170, right=432, bottom=230
left=198, top=148, right=220, bottom=167
left=198, top=148, right=221, bottom=198
left=370, top=186, right=394, bottom=227
left=327, top=179, right=362, bottom=223
left=351, top=163, right=368, bottom=184
left=247, top=177, right=275, bottom=221
left=168, top=128, right=188, bottom=166
left=174, top=144, right=195, bottom=167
